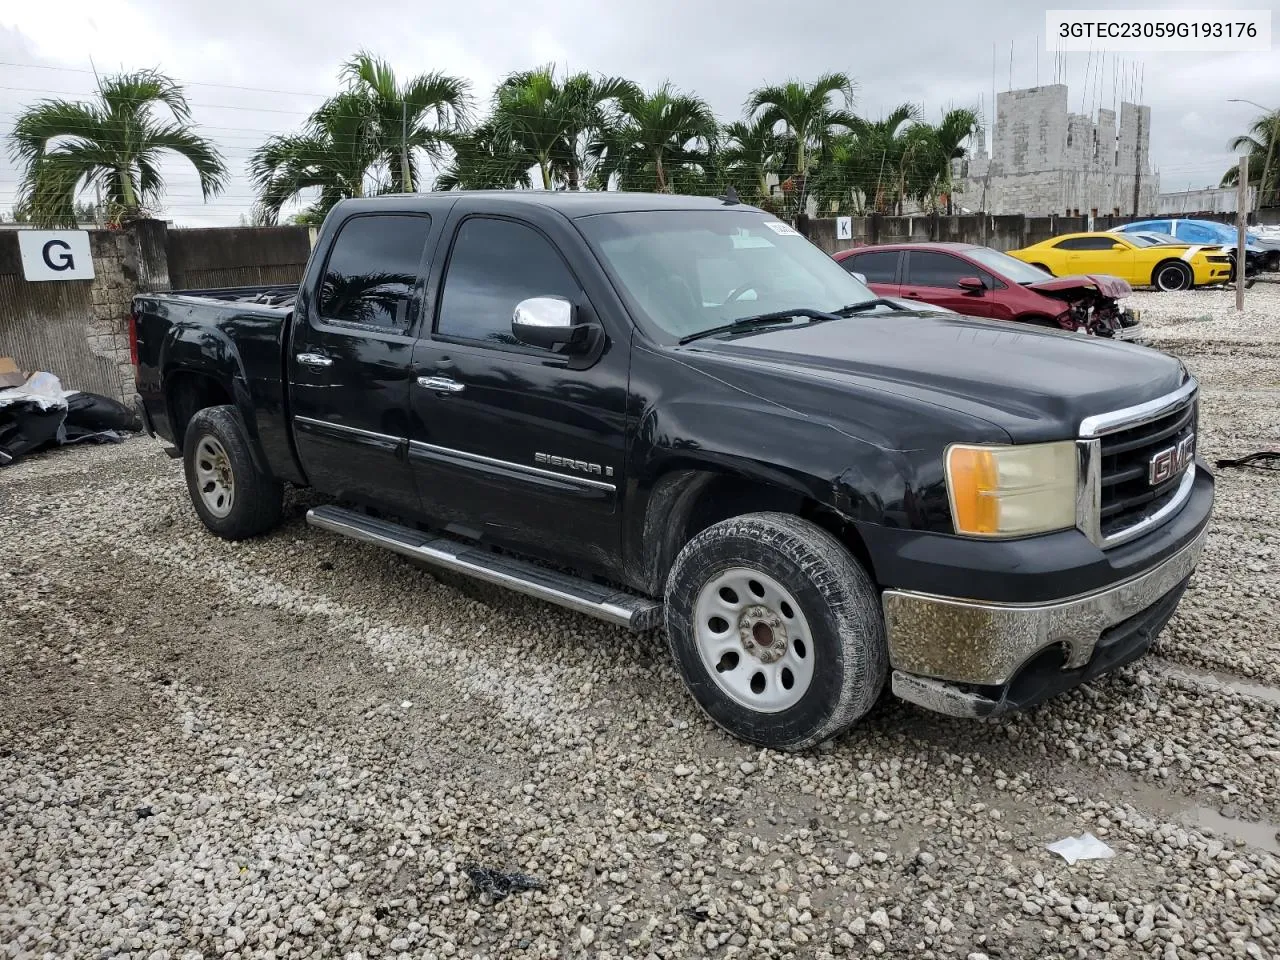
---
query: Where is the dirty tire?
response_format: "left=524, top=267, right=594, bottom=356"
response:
left=664, top=512, right=887, bottom=751
left=183, top=405, right=283, bottom=540
left=1153, top=260, right=1193, bottom=292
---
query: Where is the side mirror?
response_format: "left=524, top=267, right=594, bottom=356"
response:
left=957, top=276, right=985, bottom=292
left=1112, top=242, right=1127, bottom=250
left=850, top=271, right=868, bottom=284
left=512, top=296, right=595, bottom=354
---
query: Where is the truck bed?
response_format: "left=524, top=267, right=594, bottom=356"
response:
left=169, top=285, right=298, bottom=308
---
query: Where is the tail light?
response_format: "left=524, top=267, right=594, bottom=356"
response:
left=128, top=312, right=139, bottom=366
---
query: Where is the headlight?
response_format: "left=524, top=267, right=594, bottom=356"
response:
left=945, top=442, right=1078, bottom=537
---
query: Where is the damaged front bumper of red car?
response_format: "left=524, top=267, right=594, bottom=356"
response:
left=1030, top=274, right=1144, bottom=341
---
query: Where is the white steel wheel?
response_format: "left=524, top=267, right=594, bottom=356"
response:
left=664, top=513, right=889, bottom=751
left=694, top=566, right=816, bottom=713
left=193, top=435, right=235, bottom=518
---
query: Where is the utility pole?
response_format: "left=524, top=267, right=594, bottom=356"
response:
left=401, top=100, right=412, bottom=193
left=1132, top=108, right=1143, bottom=215
left=1237, top=154, right=1248, bottom=312
left=1263, top=115, right=1276, bottom=210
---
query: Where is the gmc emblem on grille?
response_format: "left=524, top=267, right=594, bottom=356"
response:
left=1148, top=433, right=1195, bottom=486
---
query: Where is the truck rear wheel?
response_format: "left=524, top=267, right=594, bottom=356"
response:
left=664, top=512, right=887, bottom=751
left=183, top=405, right=283, bottom=540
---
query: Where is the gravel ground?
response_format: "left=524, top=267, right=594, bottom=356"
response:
left=2, top=293, right=1279, bottom=960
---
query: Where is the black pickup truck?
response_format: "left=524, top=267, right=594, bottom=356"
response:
left=132, top=192, right=1213, bottom=750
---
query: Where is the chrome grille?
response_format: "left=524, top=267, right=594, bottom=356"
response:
left=1077, top=381, right=1199, bottom=548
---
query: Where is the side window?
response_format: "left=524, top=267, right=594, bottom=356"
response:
left=318, top=215, right=431, bottom=329
left=1181, top=223, right=1215, bottom=243
left=906, top=251, right=971, bottom=287
left=437, top=218, right=580, bottom=347
left=1054, top=236, right=1117, bottom=250
left=845, top=250, right=898, bottom=283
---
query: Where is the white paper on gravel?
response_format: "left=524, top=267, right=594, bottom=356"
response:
left=1046, top=833, right=1115, bottom=864
left=0, top=372, right=75, bottom=411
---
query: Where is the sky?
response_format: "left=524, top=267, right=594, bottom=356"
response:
left=2, top=0, right=1278, bottom=225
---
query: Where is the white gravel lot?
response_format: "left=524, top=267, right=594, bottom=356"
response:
left=2, top=287, right=1278, bottom=960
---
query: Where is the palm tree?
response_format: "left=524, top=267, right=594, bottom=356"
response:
left=1221, top=109, right=1280, bottom=208
left=434, top=121, right=535, bottom=190
left=812, top=103, right=918, bottom=215
left=9, top=69, right=227, bottom=227
left=921, top=108, right=981, bottom=213
left=553, top=71, right=638, bottom=189
left=591, top=83, right=718, bottom=192
left=745, top=73, right=856, bottom=216
left=340, top=50, right=471, bottom=192
left=491, top=65, right=634, bottom=190
left=811, top=104, right=978, bottom=216
left=719, top=117, right=788, bottom=206
left=250, top=90, right=383, bottom=224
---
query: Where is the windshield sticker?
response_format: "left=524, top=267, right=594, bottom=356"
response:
left=764, top=221, right=800, bottom=236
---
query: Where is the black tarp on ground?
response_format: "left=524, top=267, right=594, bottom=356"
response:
left=0, top=375, right=142, bottom=467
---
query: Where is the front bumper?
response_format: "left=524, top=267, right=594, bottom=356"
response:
left=881, top=494, right=1210, bottom=718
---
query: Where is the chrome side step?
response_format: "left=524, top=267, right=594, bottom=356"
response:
left=306, top=504, right=663, bottom=631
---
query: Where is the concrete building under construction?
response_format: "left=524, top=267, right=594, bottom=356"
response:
left=957, top=84, right=1159, bottom=216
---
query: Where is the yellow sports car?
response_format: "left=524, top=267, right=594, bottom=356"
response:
left=1008, top=232, right=1234, bottom=291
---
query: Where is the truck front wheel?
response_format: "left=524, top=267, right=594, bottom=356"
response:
left=183, top=405, right=283, bottom=540
left=664, top=513, right=888, bottom=751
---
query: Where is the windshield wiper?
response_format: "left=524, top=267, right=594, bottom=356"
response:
left=834, top=298, right=906, bottom=315
left=678, top=308, right=839, bottom=345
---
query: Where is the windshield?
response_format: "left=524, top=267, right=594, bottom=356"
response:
left=1126, top=233, right=1176, bottom=246
left=1193, top=221, right=1236, bottom=242
left=961, top=246, right=1054, bottom=284
left=575, top=210, right=877, bottom=339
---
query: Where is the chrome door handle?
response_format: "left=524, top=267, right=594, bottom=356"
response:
left=296, top=353, right=333, bottom=368
left=417, top=376, right=465, bottom=394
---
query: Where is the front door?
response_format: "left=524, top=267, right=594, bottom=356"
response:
left=901, top=250, right=994, bottom=316
left=1063, top=236, right=1135, bottom=279
left=289, top=212, right=435, bottom=516
left=408, top=214, right=628, bottom=576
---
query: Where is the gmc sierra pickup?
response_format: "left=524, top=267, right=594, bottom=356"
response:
left=133, top=192, right=1213, bottom=750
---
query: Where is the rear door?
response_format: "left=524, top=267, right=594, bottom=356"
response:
left=289, top=212, right=436, bottom=516
left=407, top=209, right=628, bottom=577
left=901, top=250, right=993, bottom=316
left=839, top=249, right=901, bottom=296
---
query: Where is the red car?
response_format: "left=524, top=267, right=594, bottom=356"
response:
left=832, top=242, right=1142, bottom=339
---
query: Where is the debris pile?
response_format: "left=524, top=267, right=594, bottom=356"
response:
left=0, top=359, right=141, bottom=467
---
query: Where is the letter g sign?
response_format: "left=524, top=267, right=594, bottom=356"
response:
left=18, top=230, right=95, bottom=281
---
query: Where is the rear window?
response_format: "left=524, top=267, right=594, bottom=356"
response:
left=318, top=215, right=432, bottom=329
left=1053, top=236, right=1120, bottom=251
left=843, top=250, right=898, bottom=283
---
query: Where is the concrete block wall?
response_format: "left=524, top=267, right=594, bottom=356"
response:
left=84, top=231, right=140, bottom=402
